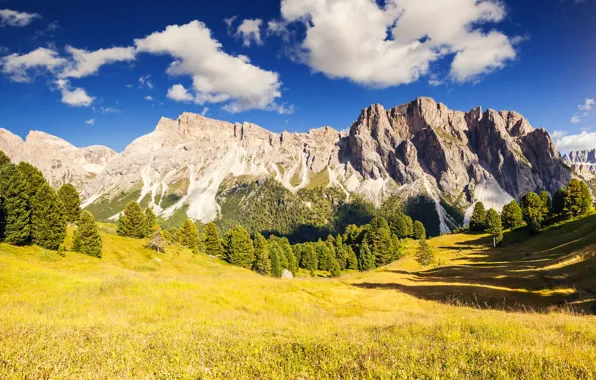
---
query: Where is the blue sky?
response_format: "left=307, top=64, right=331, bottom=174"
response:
left=0, top=0, right=594, bottom=152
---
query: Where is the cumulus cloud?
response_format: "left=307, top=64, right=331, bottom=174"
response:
left=578, top=98, right=595, bottom=112
left=552, top=130, right=568, bottom=139
left=0, top=9, right=39, bottom=27
left=135, top=20, right=283, bottom=113
left=60, top=45, right=135, bottom=78
left=0, top=47, right=66, bottom=82
left=278, top=0, right=517, bottom=87
left=55, top=79, right=94, bottom=107
left=236, top=19, right=263, bottom=47
left=571, top=115, right=581, bottom=124
left=555, top=131, right=596, bottom=153
left=167, top=84, right=194, bottom=102
left=144, top=95, right=153, bottom=101
left=570, top=98, right=594, bottom=124
left=85, top=118, right=95, bottom=126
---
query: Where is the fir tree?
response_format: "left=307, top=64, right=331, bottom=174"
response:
left=521, top=192, right=547, bottom=234
left=391, top=234, right=402, bottom=261
left=501, top=200, right=524, bottom=229
left=580, top=181, right=593, bottom=215
left=358, top=240, right=375, bottom=271
left=415, top=236, right=434, bottom=267
left=404, top=215, right=414, bottom=237
left=329, top=255, right=341, bottom=277
left=203, top=222, right=224, bottom=257
left=551, top=186, right=566, bottom=216
left=345, top=246, right=358, bottom=270
left=389, top=213, right=411, bottom=239
left=0, top=150, right=10, bottom=169
left=280, top=237, right=298, bottom=275
left=485, top=208, right=503, bottom=247
left=540, top=191, right=552, bottom=216
left=17, top=162, right=46, bottom=199
left=253, top=232, right=271, bottom=276
left=145, top=207, right=157, bottom=234
left=57, top=184, right=81, bottom=223
left=72, top=211, right=102, bottom=258
left=179, top=218, right=199, bottom=249
left=223, top=225, right=255, bottom=269
left=1, top=164, right=31, bottom=245
left=116, top=201, right=148, bottom=238
left=302, top=244, right=318, bottom=275
left=31, top=183, right=66, bottom=250
left=413, top=221, right=426, bottom=240
left=469, top=202, right=487, bottom=231
left=315, top=240, right=331, bottom=271
left=270, top=243, right=282, bottom=277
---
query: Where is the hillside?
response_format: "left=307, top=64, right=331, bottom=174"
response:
left=1, top=217, right=595, bottom=378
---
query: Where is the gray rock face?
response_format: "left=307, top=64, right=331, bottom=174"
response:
left=563, top=150, right=596, bottom=180
left=0, top=97, right=573, bottom=233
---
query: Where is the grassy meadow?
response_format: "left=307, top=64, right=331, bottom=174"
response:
left=1, top=219, right=596, bottom=378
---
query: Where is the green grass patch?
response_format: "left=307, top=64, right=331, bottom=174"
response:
left=85, top=187, right=142, bottom=221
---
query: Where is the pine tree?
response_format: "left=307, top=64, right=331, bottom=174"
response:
left=253, top=232, right=271, bottom=276
left=223, top=225, right=255, bottom=269
left=485, top=208, right=503, bottom=247
left=17, top=162, right=45, bottom=199
left=270, top=243, right=282, bottom=277
left=145, top=207, right=157, bottom=234
left=315, top=240, right=331, bottom=270
left=329, top=255, right=341, bottom=277
left=389, top=213, right=411, bottom=239
left=469, top=202, right=487, bottom=231
left=116, top=201, right=148, bottom=238
left=391, top=234, right=402, bottom=261
left=540, top=191, right=552, bottom=216
left=521, top=192, right=547, bottom=233
left=0, top=150, right=10, bottom=169
left=1, top=164, right=31, bottom=245
left=302, top=244, right=318, bottom=274
left=203, top=222, right=224, bottom=257
left=280, top=237, right=298, bottom=275
left=31, top=183, right=66, bottom=250
left=404, top=215, right=414, bottom=237
left=333, top=235, right=347, bottom=270
left=358, top=241, right=375, bottom=271
left=501, top=200, right=524, bottom=229
left=145, top=229, right=167, bottom=253
left=415, top=236, right=434, bottom=267
left=72, top=211, right=102, bottom=258
left=345, top=246, right=358, bottom=269
left=580, top=181, right=593, bottom=215
left=413, top=221, right=426, bottom=240
left=179, top=218, right=199, bottom=249
left=551, top=186, right=566, bottom=216
left=57, top=184, right=81, bottom=223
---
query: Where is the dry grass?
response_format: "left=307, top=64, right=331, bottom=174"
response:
left=0, top=219, right=596, bottom=378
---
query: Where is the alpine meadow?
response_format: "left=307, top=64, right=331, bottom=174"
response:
left=1, top=0, right=596, bottom=378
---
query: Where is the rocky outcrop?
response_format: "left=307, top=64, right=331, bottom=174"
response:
left=563, top=149, right=596, bottom=181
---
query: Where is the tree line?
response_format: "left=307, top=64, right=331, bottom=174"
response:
left=0, top=150, right=102, bottom=257
left=469, top=179, right=593, bottom=245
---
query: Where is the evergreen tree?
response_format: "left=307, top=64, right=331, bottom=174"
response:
left=389, top=213, right=411, bottom=239
left=179, top=218, right=199, bottom=249
left=404, top=215, right=414, bottom=237
left=270, top=243, right=282, bottom=277
left=551, top=186, right=566, bottom=216
left=72, top=211, right=102, bottom=258
left=57, top=184, right=81, bottom=223
left=315, top=240, right=331, bottom=271
left=116, top=201, right=148, bottom=238
left=145, top=207, right=157, bottom=234
left=391, top=234, right=402, bottom=261
left=333, top=235, right=347, bottom=270
left=203, top=222, right=223, bottom=257
left=580, top=181, right=593, bottom=215
left=302, top=244, right=318, bottom=274
left=253, top=232, right=271, bottom=276
left=485, top=208, right=503, bottom=247
left=469, top=202, right=487, bottom=231
left=413, top=221, right=426, bottom=240
left=1, top=164, right=30, bottom=245
left=0, top=150, right=10, bottom=169
left=280, top=237, right=298, bottom=275
left=223, top=225, right=255, bottom=269
left=358, top=240, right=375, bottom=271
left=17, top=162, right=45, bottom=199
left=415, top=236, right=434, bottom=267
left=329, top=255, right=341, bottom=277
left=345, top=246, right=358, bottom=270
left=540, top=191, right=552, bottom=215
left=563, top=179, right=591, bottom=218
left=501, top=200, right=524, bottom=229
left=145, top=229, right=167, bottom=253
left=521, top=192, right=547, bottom=233
left=31, top=183, right=66, bottom=250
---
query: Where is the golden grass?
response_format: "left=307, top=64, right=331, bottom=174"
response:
left=0, top=219, right=596, bottom=378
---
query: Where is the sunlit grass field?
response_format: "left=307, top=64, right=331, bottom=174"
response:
left=1, top=219, right=596, bottom=378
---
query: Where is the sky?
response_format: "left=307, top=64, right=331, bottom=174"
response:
left=0, top=0, right=594, bottom=153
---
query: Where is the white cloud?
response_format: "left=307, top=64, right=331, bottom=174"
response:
left=139, top=74, right=153, bottom=89
left=101, top=107, right=120, bottom=114
left=145, top=95, right=153, bottom=101
left=278, top=0, right=517, bottom=87
left=570, top=98, right=594, bottom=124
left=0, top=47, right=66, bottom=82
left=201, top=107, right=209, bottom=116
left=134, top=20, right=282, bottom=113
left=60, top=45, right=135, bottom=78
left=167, top=84, right=194, bottom=102
left=85, top=118, right=95, bottom=126
left=223, top=15, right=237, bottom=32
left=236, top=19, right=263, bottom=47
left=552, top=130, right=568, bottom=139
left=571, top=115, right=581, bottom=124
left=0, top=9, right=39, bottom=27
left=126, top=84, right=133, bottom=88
left=579, top=98, right=595, bottom=112
left=55, top=79, right=94, bottom=107
left=555, top=131, right=596, bottom=153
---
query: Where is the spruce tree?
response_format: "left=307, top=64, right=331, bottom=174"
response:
left=31, top=183, right=66, bottom=250
left=413, top=221, right=426, bottom=240
left=345, top=246, right=358, bottom=270
left=315, top=241, right=331, bottom=270
left=145, top=207, right=157, bottom=234
left=501, top=200, right=523, bottom=229
left=404, top=215, right=414, bottom=237
left=0, top=150, right=10, bottom=169
left=253, top=232, right=271, bottom=276
left=203, top=222, right=224, bottom=257
left=564, top=179, right=586, bottom=218
left=540, top=191, right=552, bottom=216
left=116, top=201, right=148, bottom=238
left=390, top=213, right=411, bottom=239
left=580, top=181, right=593, bottom=215
left=179, top=218, right=199, bottom=249
left=485, top=208, right=503, bottom=247
left=2, top=164, right=31, bottom=245
left=72, top=211, right=102, bottom=258
left=223, top=225, right=255, bottom=269
left=329, top=255, right=341, bottom=277
left=302, top=244, right=318, bottom=275
left=551, top=186, right=566, bottom=216
left=469, top=202, right=487, bottom=231
left=57, top=184, right=81, bottom=223
left=270, top=243, right=282, bottom=277
left=280, top=238, right=298, bottom=275
left=521, top=192, right=547, bottom=233
left=415, top=236, right=434, bottom=267
left=358, top=241, right=375, bottom=271
left=17, top=162, right=46, bottom=199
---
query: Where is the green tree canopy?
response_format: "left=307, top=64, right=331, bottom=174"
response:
left=179, top=218, right=199, bottom=249
left=415, top=236, right=434, bottom=267
left=223, top=225, right=255, bottom=269
left=413, top=220, right=426, bottom=240
left=31, top=183, right=66, bottom=250
left=551, top=186, right=566, bottom=216
left=521, top=192, right=547, bottom=234
left=1, top=164, right=31, bottom=245
left=469, top=202, right=487, bottom=232
left=203, top=222, right=224, bottom=257
left=145, top=207, right=157, bottom=234
left=253, top=232, right=271, bottom=276
left=358, top=240, right=375, bottom=271
left=564, top=179, right=592, bottom=218
left=501, top=200, right=523, bottom=230
left=57, top=184, right=81, bottom=223
left=72, top=211, right=102, bottom=258
left=117, top=201, right=148, bottom=238
left=485, top=208, right=503, bottom=247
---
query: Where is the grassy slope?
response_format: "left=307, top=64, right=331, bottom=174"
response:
left=0, top=220, right=595, bottom=378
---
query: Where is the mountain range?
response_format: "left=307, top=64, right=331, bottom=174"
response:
left=0, top=97, right=583, bottom=234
